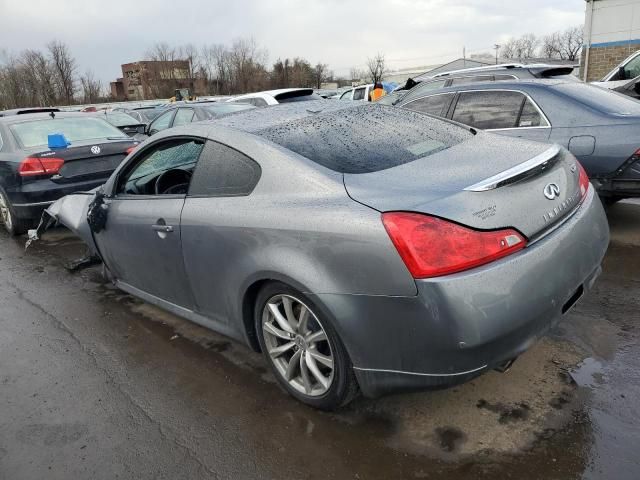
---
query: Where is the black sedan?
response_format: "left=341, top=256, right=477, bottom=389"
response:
left=0, top=112, right=137, bottom=235
left=146, top=102, right=255, bottom=136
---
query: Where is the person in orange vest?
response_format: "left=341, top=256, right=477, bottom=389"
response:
left=370, top=82, right=385, bottom=101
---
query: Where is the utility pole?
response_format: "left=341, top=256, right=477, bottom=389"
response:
left=463, top=46, right=466, bottom=67
left=493, top=44, right=500, bottom=65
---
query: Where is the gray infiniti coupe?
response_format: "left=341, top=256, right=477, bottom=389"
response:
left=30, top=101, right=609, bottom=410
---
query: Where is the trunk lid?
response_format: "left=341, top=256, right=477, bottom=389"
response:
left=27, top=139, right=136, bottom=183
left=343, top=133, right=583, bottom=239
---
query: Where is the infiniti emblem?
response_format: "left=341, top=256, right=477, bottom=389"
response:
left=543, top=183, right=560, bottom=200
left=90, top=145, right=101, bottom=155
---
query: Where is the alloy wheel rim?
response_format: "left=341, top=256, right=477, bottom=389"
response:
left=0, top=193, right=12, bottom=231
left=262, top=294, right=334, bottom=397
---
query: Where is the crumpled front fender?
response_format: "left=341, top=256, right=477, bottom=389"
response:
left=26, top=191, right=99, bottom=253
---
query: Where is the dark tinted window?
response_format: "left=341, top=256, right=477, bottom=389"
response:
left=276, top=93, right=321, bottom=103
left=255, top=105, right=473, bottom=174
left=189, top=141, right=261, bottom=196
left=403, top=93, right=454, bottom=117
left=452, top=91, right=525, bottom=129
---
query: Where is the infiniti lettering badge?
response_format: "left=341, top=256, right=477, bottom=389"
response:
left=543, top=183, right=560, bottom=200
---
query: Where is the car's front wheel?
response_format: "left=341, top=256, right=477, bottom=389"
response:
left=255, top=282, right=358, bottom=410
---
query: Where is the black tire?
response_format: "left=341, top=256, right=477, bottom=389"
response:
left=0, top=188, right=33, bottom=236
left=255, top=281, right=359, bottom=410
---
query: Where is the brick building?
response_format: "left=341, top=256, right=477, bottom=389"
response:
left=581, top=0, right=640, bottom=81
left=110, top=60, right=197, bottom=101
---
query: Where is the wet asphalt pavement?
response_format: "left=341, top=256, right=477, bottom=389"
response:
left=1, top=201, right=639, bottom=479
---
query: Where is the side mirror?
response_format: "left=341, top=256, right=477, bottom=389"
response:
left=136, top=125, right=146, bottom=134
left=619, top=66, right=627, bottom=80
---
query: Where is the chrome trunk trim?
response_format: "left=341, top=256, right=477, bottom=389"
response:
left=464, top=145, right=561, bottom=192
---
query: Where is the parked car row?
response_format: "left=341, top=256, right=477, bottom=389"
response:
left=18, top=83, right=611, bottom=409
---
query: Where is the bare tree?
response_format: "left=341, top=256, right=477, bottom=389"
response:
left=540, top=26, right=583, bottom=61
left=541, top=32, right=562, bottom=59
left=79, top=70, right=102, bottom=103
left=501, top=34, right=539, bottom=60
left=559, top=26, right=583, bottom=61
left=366, top=53, right=387, bottom=84
left=47, top=40, right=76, bottom=104
left=313, top=63, right=328, bottom=89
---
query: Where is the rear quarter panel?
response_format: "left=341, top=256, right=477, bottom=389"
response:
left=179, top=130, right=417, bottom=333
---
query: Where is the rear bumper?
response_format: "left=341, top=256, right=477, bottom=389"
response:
left=592, top=156, right=640, bottom=198
left=310, top=188, right=609, bottom=397
left=7, top=178, right=108, bottom=220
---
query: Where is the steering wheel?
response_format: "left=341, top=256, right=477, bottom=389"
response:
left=154, top=168, right=192, bottom=195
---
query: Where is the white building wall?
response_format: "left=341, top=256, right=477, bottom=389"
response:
left=585, top=0, right=640, bottom=47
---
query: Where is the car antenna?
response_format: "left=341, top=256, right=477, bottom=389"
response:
left=49, top=111, right=55, bottom=119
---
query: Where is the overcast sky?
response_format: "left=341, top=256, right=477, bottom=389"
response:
left=0, top=0, right=585, bottom=83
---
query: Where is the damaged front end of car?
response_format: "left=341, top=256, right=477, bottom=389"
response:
left=25, top=187, right=109, bottom=270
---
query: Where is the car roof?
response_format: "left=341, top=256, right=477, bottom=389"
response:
left=0, top=111, right=91, bottom=125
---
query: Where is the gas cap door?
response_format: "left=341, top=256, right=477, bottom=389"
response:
left=568, top=135, right=596, bottom=156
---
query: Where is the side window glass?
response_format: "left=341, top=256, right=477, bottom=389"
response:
left=149, top=110, right=174, bottom=134
left=252, top=97, right=268, bottom=107
left=450, top=76, right=493, bottom=86
left=189, top=141, right=261, bottom=197
left=173, top=108, right=195, bottom=126
left=623, top=55, right=640, bottom=80
left=403, top=93, right=454, bottom=117
left=518, top=98, right=548, bottom=127
left=340, top=90, right=352, bottom=100
left=418, top=79, right=447, bottom=91
left=452, top=91, right=525, bottom=129
left=118, top=139, right=204, bottom=195
left=353, top=88, right=365, bottom=101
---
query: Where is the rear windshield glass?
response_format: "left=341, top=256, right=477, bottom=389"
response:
left=275, top=91, right=322, bottom=103
left=255, top=104, right=472, bottom=173
left=11, top=117, right=126, bottom=148
left=554, top=83, right=640, bottom=115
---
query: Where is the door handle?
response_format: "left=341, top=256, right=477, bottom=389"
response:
left=152, top=224, right=174, bottom=233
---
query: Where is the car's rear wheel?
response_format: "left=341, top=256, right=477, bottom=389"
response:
left=0, top=189, right=31, bottom=236
left=255, top=282, right=358, bottom=410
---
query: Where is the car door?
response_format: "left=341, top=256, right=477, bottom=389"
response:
left=95, top=137, right=205, bottom=308
left=450, top=90, right=551, bottom=142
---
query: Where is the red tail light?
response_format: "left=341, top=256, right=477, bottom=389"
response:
left=577, top=162, right=589, bottom=199
left=382, top=212, right=527, bottom=278
left=19, top=157, right=64, bottom=177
